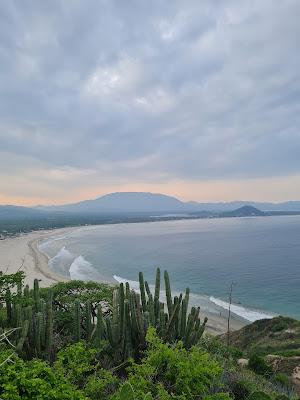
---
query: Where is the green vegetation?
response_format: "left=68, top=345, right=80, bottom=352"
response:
left=0, top=269, right=298, bottom=399
left=226, top=316, right=300, bottom=357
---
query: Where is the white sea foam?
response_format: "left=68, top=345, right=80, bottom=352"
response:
left=48, top=246, right=73, bottom=267
left=209, top=296, right=275, bottom=322
left=113, top=275, right=141, bottom=291
left=113, top=275, right=275, bottom=322
left=69, top=255, right=100, bottom=281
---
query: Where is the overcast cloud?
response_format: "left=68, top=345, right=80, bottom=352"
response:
left=1, top=0, right=300, bottom=204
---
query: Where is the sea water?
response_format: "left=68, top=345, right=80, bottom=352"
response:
left=39, top=216, right=300, bottom=321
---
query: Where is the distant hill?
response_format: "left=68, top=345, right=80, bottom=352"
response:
left=36, top=192, right=188, bottom=213
left=220, top=205, right=265, bottom=217
left=35, top=192, right=300, bottom=214
left=0, top=205, right=46, bottom=220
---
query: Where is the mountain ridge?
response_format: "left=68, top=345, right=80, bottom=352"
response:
left=34, top=192, right=300, bottom=213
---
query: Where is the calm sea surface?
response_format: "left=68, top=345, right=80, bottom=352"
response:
left=39, top=216, right=300, bottom=321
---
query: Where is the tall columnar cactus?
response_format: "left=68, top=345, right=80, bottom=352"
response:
left=45, top=290, right=53, bottom=359
left=85, top=301, right=92, bottom=342
left=139, top=272, right=147, bottom=312
left=74, top=300, right=81, bottom=342
left=3, top=279, right=55, bottom=360
left=87, top=269, right=207, bottom=361
left=164, top=270, right=173, bottom=316
left=5, top=290, right=12, bottom=324
left=33, top=279, right=40, bottom=313
left=16, top=319, right=29, bottom=353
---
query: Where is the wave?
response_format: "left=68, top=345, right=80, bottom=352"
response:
left=113, top=275, right=275, bottom=322
left=209, top=296, right=275, bottom=322
left=38, top=232, right=74, bottom=252
left=48, top=246, right=74, bottom=267
left=69, top=255, right=102, bottom=281
left=113, top=275, right=141, bottom=291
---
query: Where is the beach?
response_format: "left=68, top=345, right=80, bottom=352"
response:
left=0, top=227, right=246, bottom=334
left=0, top=228, right=73, bottom=287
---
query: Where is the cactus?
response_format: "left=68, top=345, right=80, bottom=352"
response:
left=33, top=279, right=40, bottom=313
left=86, top=269, right=207, bottom=361
left=85, top=301, right=92, bottom=342
left=5, top=290, right=12, bottom=324
left=139, top=272, right=147, bottom=312
left=154, top=268, right=160, bottom=323
left=16, top=319, right=29, bottom=353
left=74, top=300, right=81, bottom=342
left=3, top=278, right=56, bottom=360
left=45, top=291, right=53, bottom=359
left=164, top=270, right=173, bottom=316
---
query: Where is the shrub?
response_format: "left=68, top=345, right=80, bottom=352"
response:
left=112, top=327, right=227, bottom=400
left=273, top=373, right=290, bottom=389
left=248, top=354, right=273, bottom=378
left=54, top=342, right=119, bottom=398
left=230, top=380, right=252, bottom=400
left=0, top=352, right=86, bottom=399
left=204, top=394, right=232, bottom=400
left=247, top=391, right=272, bottom=400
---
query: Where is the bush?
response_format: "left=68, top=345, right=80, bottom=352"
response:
left=0, top=352, right=86, bottom=399
left=204, top=394, right=232, bottom=400
left=54, top=342, right=119, bottom=398
left=248, top=354, right=273, bottom=378
left=230, top=380, right=252, bottom=400
left=112, top=327, right=227, bottom=400
left=247, top=391, right=272, bottom=400
left=273, top=373, right=290, bottom=388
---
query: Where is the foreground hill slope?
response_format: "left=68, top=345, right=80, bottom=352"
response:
left=227, top=316, right=300, bottom=356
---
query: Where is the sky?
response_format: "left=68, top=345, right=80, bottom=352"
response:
left=1, top=0, right=300, bottom=206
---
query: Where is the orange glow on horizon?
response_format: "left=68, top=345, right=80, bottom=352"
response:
left=2, top=174, right=300, bottom=206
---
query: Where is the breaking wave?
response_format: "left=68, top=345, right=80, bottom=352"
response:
left=112, top=275, right=275, bottom=322
left=48, top=246, right=73, bottom=268
left=69, top=255, right=102, bottom=281
left=209, top=296, right=275, bottom=322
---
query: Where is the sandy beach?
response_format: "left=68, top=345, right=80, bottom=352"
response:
left=0, top=228, right=74, bottom=287
left=0, top=227, right=246, bottom=334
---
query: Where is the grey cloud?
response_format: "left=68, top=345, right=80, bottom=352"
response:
left=0, top=0, right=300, bottom=188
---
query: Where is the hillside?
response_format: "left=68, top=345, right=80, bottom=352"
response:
left=226, top=316, right=300, bottom=357
left=0, top=205, right=46, bottom=220
left=220, top=205, right=265, bottom=218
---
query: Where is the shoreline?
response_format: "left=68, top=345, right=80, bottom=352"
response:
left=0, top=225, right=247, bottom=334
left=0, top=227, right=76, bottom=287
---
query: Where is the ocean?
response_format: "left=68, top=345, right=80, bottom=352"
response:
left=39, top=215, right=300, bottom=322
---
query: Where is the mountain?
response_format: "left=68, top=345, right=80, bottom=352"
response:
left=36, top=192, right=188, bottom=213
left=220, top=205, right=265, bottom=217
left=0, top=205, right=46, bottom=220
left=36, top=192, right=300, bottom=214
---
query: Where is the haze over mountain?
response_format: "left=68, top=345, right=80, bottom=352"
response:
left=35, top=192, right=300, bottom=213
left=0, top=205, right=46, bottom=220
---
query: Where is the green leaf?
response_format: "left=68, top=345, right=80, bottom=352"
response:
left=119, top=382, right=135, bottom=400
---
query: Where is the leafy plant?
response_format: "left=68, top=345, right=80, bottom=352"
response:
left=115, top=382, right=152, bottom=400
left=112, top=327, right=225, bottom=399
left=54, top=342, right=119, bottom=398
left=247, top=391, right=272, bottom=400
left=248, top=354, right=273, bottom=378
left=0, top=352, right=86, bottom=399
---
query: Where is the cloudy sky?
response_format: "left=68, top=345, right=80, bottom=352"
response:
left=1, top=0, right=300, bottom=205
